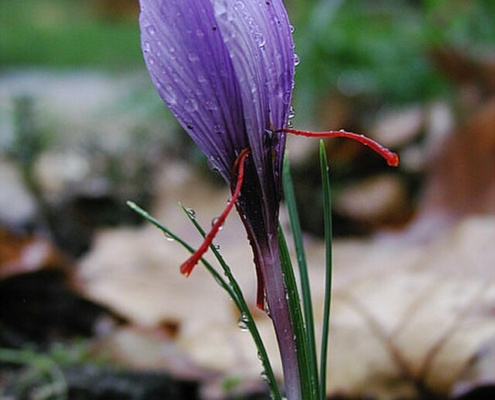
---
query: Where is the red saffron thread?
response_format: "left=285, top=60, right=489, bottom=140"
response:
left=282, top=128, right=400, bottom=167
left=180, top=148, right=250, bottom=277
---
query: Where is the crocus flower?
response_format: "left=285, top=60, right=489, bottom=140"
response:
left=140, top=0, right=296, bottom=302
left=139, top=1, right=397, bottom=398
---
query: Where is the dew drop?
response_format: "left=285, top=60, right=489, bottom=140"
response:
left=288, top=105, right=296, bottom=119
left=185, top=207, right=196, bottom=218
left=205, top=100, right=218, bottom=111
left=187, top=52, right=199, bottom=63
left=214, top=0, right=230, bottom=21
left=290, top=25, right=295, bottom=33
left=207, top=157, right=220, bottom=172
left=254, top=32, right=266, bottom=48
left=263, top=298, right=271, bottom=316
left=146, top=25, right=156, bottom=35
left=237, top=313, right=249, bottom=331
left=184, top=98, right=198, bottom=112
left=163, top=84, right=177, bottom=106
left=142, top=41, right=151, bottom=52
left=213, top=124, right=225, bottom=135
left=282, top=91, right=291, bottom=104
left=163, top=232, right=175, bottom=242
left=260, top=370, right=269, bottom=383
left=294, top=53, right=300, bottom=66
left=211, top=217, right=224, bottom=230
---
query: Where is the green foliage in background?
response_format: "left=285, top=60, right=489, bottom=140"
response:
left=289, top=0, right=495, bottom=116
left=2, top=0, right=493, bottom=106
left=0, top=0, right=142, bottom=69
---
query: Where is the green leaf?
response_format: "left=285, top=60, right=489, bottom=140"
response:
left=319, top=141, right=333, bottom=400
left=282, top=156, right=320, bottom=399
left=127, top=201, right=282, bottom=400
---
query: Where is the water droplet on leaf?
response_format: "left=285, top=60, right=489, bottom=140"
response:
left=185, top=207, right=196, bottom=218
left=163, top=232, right=175, bottom=242
left=237, top=313, right=249, bottom=331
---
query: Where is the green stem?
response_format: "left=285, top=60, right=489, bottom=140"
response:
left=278, top=224, right=316, bottom=400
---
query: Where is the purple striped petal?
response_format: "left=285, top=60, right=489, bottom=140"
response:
left=139, top=0, right=295, bottom=182
left=140, top=0, right=247, bottom=179
left=212, top=0, right=295, bottom=198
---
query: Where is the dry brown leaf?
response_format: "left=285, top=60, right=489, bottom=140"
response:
left=418, top=99, right=495, bottom=220
left=312, top=216, right=495, bottom=398
left=77, top=160, right=495, bottom=398
left=0, top=228, right=66, bottom=280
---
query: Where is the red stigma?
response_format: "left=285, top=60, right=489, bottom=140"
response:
left=282, top=128, right=400, bottom=167
left=180, top=148, right=250, bottom=277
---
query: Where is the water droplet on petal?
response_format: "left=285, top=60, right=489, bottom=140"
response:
left=254, top=32, right=266, bottom=48
left=294, top=53, right=300, bottom=66
left=147, top=25, right=156, bottom=35
left=288, top=105, right=296, bottom=119
left=282, top=91, right=291, bottom=104
left=187, top=52, right=199, bottom=63
left=263, top=298, right=271, bottom=315
left=214, top=0, right=230, bottom=21
left=142, top=41, right=151, bottom=52
left=162, top=84, right=177, bottom=106
left=213, top=124, right=225, bottom=135
left=290, top=25, right=295, bottom=33
left=184, top=98, right=198, bottom=112
left=205, top=100, right=218, bottom=111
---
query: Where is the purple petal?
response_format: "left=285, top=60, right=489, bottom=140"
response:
left=140, top=0, right=295, bottom=179
left=212, top=0, right=295, bottom=217
left=140, top=0, right=248, bottom=178
left=213, top=0, right=294, bottom=165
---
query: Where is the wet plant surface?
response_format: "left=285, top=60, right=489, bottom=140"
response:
left=1, top=0, right=494, bottom=399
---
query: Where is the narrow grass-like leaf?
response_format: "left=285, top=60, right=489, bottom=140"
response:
left=127, top=201, right=281, bottom=400
left=318, top=141, right=333, bottom=400
left=278, top=224, right=315, bottom=400
left=282, top=156, right=320, bottom=399
left=126, top=201, right=235, bottom=299
left=178, top=203, right=281, bottom=400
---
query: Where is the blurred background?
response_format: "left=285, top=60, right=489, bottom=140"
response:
left=1, top=0, right=494, bottom=399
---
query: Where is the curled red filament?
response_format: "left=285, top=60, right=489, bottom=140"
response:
left=180, top=148, right=250, bottom=277
left=282, top=128, right=400, bottom=167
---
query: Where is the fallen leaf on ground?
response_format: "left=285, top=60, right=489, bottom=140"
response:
left=76, top=160, right=495, bottom=398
